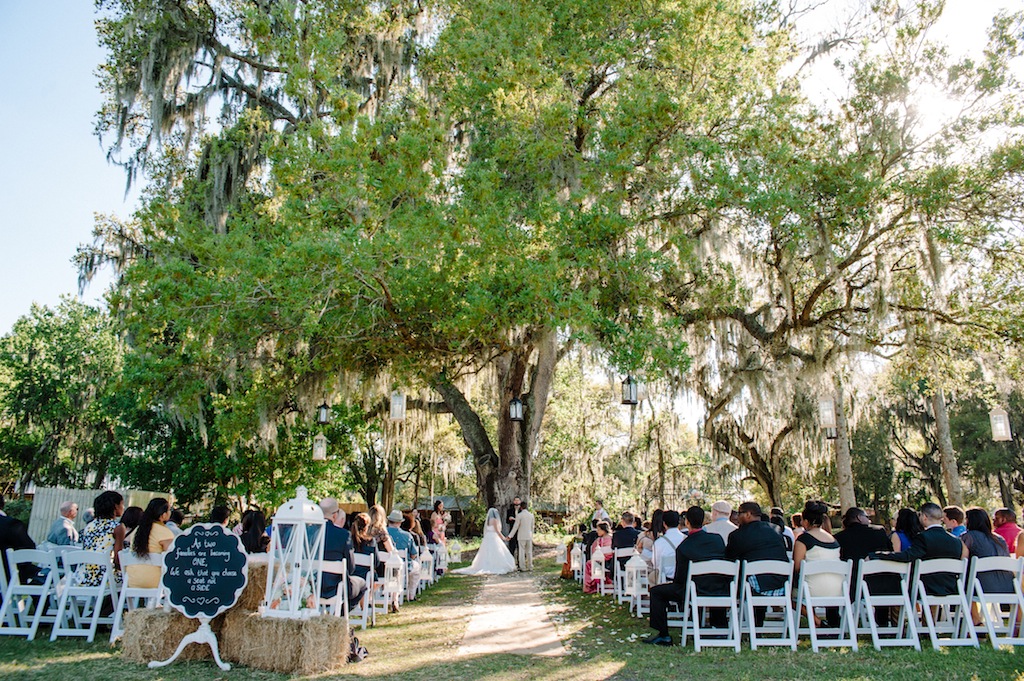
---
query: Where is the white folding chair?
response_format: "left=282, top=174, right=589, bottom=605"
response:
left=739, top=559, right=797, bottom=650
left=50, top=550, right=117, bottom=642
left=419, top=549, right=435, bottom=591
left=967, top=555, right=1024, bottom=647
left=374, top=551, right=403, bottom=615
left=0, top=554, right=13, bottom=628
left=687, top=559, right=741, bottom=652
left=613, top=548, right=635, bottom=605
left=590, top=547, right=611, bottom=595
left=352, top=553, right=376, bottom=628
left=794, top=559, right=858, bottom=651
left=0, top=549, right=61, bottom=640
left=911, top=558, right=978, bottom=650
left=110, top=549, right=166, bottom=643
left=854, top=559, right=920, bottom=650
left=317, top=559, right=350, bottom=619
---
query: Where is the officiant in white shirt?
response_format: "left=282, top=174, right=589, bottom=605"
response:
left=508, top=501, right=536, bottom=571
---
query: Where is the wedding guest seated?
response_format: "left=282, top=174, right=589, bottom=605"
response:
left=962, top=507, right=1013, bottom=593
left=726, top=501, right=788, bottom=625
left=165, top=508, right=185, bottom=536
left=210, top=505, right=230, bottom=526
left=874, top=502, right=967, bottom=596
left=47, top=501, right=80, bottom=545
left=319, top=498, right=367, bottom=609
left=790, top=513, right=804, bottom=541
left=771, top=506, right=795, bottom=550
left=836, top=507, right=896, bottom=625
left=79, top=490, right=124, bottom=587
left=652, top=510, right=685, bottom=583
left=793, top=500, right=842, bottom=627
left=124, top=498, right=174, bottom=588
left=241, top=510, right=270, bottom=554
left=387, top=509, right=421, bottom=600
left=891, top=507, right=923, bottom=551
left=643, top=506, right=728, bottom=645
left=583, top=521, right=613, bottom=594
left=994, top=508, right=1022, bottom=554
left=351, top=513, right=377, bottom=581
left=582, top=520, right=599, bottom=561
left=705, top=501, right=737, bottom=543
left=0, top=493, right=39, bottom=584
left=943, top=506, right=967, bottom=538
left=612, top=511, right=640, bottom=570
left=636, top=510, right=663, bottom=582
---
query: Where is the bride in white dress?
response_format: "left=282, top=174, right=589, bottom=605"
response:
left=453, top=507, right=517, bottom=575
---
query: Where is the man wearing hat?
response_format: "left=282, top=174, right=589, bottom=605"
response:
left=387, top=509, right=422, bottom=600
left=705, top=500, right=737, bottom=543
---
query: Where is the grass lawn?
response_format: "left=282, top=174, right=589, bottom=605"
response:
left=1, top=547, right=1023, bottom=680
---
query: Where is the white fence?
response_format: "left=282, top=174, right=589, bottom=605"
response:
left=27, top=486, right=170, bottom=543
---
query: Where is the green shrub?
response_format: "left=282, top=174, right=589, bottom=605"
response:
left=4, top=498, right=31, bottom=524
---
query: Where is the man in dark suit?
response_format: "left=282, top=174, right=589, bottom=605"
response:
left=506, top=496, right=522, bottom=564
left=0, top=494, right=38, bottom=584
left=874, top=502, right=967, bottom=596
left=836, top=507, right=897, bottom=625
left=726, top=501, right=788, bottom=626
left=643, top=506, right=727, bottom=645
left=612, top=511, right=640, bottom=571
left=319, top=498, right=366, bottom=609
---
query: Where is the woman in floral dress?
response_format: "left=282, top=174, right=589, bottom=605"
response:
left=79, top=490, right=124, bottom=586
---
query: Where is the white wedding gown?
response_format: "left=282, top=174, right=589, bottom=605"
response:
left=453, top=520, right=517, bottom=575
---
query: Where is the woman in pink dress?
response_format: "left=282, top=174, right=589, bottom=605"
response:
left=583, top=522, right=613, bottom=594
left=431, top=500, right=447, bottom=546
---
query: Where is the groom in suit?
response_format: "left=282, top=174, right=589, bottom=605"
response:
left=508, top=500, right=535, bottom=571
left=506, top=496, right=522, bottom=565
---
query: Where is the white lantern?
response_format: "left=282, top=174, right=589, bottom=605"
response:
left=261, top=486, right=326, bottom=620
left=991, top=407, right=1013, bottom=442
left=390, top=391, right=407, bottom=421
left=448, top=538, right=462, bottom=563
left=570, top=543, right=583, bottom=572
left=819, top=396, right=838, bottom=439
left=624, top=553, right=648, bottom=610
left=312, top=432, right=327, bottom=461
left=591, top=546, right=606, bottom=581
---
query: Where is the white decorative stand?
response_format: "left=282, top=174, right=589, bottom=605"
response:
left=148, top=617, right=230, bottom=671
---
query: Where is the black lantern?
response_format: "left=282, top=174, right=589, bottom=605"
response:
left=509, top=397, right=524, bottom=422
left=316, top=402, right=330, bottom=425
left=621, top=376, right=639, bottom=405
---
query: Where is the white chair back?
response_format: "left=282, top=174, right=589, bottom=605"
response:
left=49, top=550, right=116, bottom=643
left=0, top=548, right=61, bottom=640
left=740, top=559, right=796, bottom=650
left=911, top=557, right=977, bottom=650
left=794, top=559, right=858, bottom=651
left=853, top=559, right=920, bottom=651
left=110, top=549, right=166, bottom=643
left=686, top=559, right=742, bottom=652
left=966, top=555, right=1024, bottom=647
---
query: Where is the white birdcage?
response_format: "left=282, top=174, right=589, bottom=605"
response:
left=261, top=486, right=327, bottom=620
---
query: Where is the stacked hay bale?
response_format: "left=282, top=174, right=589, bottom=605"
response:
left=120, top=561, right=349, bottom=674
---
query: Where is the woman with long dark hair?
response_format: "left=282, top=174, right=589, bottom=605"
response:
left=125, top=497, right=174, bottom=588
left=241, top=510, right=270, bottom=554
left=351, top=513, right=377, bottom=581
left=963, top=508, right=1013, bottom=596
left=891, top=508, right=923, bottom=552
left=636, top=509, right=663, bottom=583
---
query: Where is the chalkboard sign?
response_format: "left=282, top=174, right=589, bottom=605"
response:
left=161, top=523, right=248, bottom=619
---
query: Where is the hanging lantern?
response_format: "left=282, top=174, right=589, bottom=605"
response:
left=621, top=376, right=639, bottom=405
left=819, top=397, right=838, bottom=440
left=509, top=397, right=524, bottom=422
left=390, top=391, right=407, bottom=421
left=991, top=407, right=1013, bottom=442
left=261, top=486, right=327, bottom=620
left=316, top=402, right=330, bottom=425
left=312, top=432, right=328, bottom=461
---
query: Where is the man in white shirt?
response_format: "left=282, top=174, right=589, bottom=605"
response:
left=592, top=500, right=611, bottom=525
left=704, top=500, right=737, bottom=543
left=652, top=510, right=685, bottom=583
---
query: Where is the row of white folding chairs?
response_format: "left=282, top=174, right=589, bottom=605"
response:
left=338, top=544, right=446, bottom=631
left=0, top=547, right=162, bottom=643
left=656, top=555, right=1024, bottom=652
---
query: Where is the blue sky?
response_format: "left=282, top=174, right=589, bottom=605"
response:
left=0, top=2, right=128, bottom=335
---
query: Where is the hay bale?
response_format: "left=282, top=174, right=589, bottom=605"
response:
left=220, top=610, right=348, bottom=674
left=120, top=609, right=210, bottom=663
left=236, top=561, right=268, bottom=612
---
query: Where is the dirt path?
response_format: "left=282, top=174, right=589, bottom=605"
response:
left=457, top=545, right=567, bottom=657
